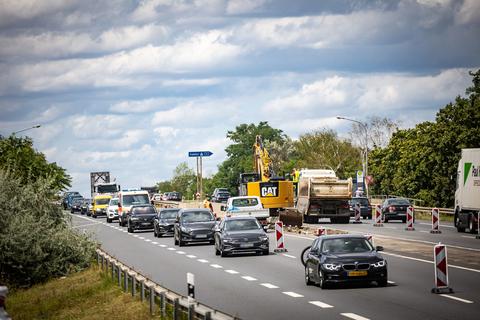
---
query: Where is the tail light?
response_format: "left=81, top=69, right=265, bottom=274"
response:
left=389, top=206, right=395, bottom=212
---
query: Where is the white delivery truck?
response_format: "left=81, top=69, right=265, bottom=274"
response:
left=454, top=148, right=480, bottom=233
left=221, top=196, right=270, bottom=225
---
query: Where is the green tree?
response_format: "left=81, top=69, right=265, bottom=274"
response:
left=0, top=135, right=71, bottom=193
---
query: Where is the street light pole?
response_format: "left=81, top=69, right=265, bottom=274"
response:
left=336, top=116, right=369, bottom=197
left=12, top=124, right=41, bottom=135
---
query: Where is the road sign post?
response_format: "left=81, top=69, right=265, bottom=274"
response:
left=188, top=151, right=213, bottom=199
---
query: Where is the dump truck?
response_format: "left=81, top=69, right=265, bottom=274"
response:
left=454, top=148, right=480, bottom=233
left=296, top=169, right=353, bottom=224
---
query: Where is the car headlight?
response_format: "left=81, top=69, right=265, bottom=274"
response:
left=181, top=226, right=191, bottom=233
left=223, top=237, right=234, bottom=243
left=323, top=263, right=342, bottom=271
left=372, top=260, right=386, bottom=268
left=259, top=236, right=268, bottom=241
left=96, top=209, right=101, bottom=212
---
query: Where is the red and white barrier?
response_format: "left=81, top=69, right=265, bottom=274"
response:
left=365, top=234, right=374, bottom=246
left=405, top=206, right=415, bottom=231
left=353, top=203, right=362, bottom=224
left=430, top=208, right=441, bottom=234
left=432, top=243, right=453, bottom=293
left=373, top=205, right=383, bottom=227
left=316, top=226, right=326, bottom=236
left=274, top=221, right=287, bottom=252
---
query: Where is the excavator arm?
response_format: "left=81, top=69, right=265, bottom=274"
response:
left=253, top=135, right=274, bottom=182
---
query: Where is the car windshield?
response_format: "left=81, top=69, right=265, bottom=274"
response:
left=218, top=192, right=230, bottom=197
left=132, top=206, right=156, bottom=215
left=95, top=198, right=110, bottom=205
left=123, top=194, right=149, bottom=206
left=232, top=198, right=258, bottom=207
left=388, top=198, right=410, bottom=205
left=352, top=198, right=369, bottom=206
left=182, top=211, right=213, bottom=223
left=225, top=219, right=261, bottom=231
left=160, top=210, right=179, bottom=219
left=321, top=238, right=373, bottom=254
left=109, top=199, right=118, bottom=206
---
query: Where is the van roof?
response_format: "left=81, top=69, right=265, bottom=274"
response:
left=94, top=195, right=112, bottom=199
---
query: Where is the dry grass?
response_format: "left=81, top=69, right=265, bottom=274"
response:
left=7, top=264, right=156, bottom=320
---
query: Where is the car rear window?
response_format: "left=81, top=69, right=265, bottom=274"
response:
left=388, top=199, right=410, bottom=205
left=182, top=211, right=213, bottom=223
left=232, top=198, right=258, bottom=207
left=352, top=198, right=369, bottom=206
left=123, top=194, right=149, bottom=205
left=160, top=210, right=179, bottom=219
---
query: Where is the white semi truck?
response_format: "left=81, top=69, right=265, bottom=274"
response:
left=454, top=148, right=480, bottom=233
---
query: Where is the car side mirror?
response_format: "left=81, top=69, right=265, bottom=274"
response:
left=262, top=225, right=268, bottom=232
left=220, top=206, right=226, bottom=211
left=376, top=246, right=384, bottom=252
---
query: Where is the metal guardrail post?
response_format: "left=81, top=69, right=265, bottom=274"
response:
left=131, top=275, right=136, bottom=297
left=173, top=298, right=180, bottom=320
left=123, top=269, right=128, bottom=292
left=96, top=251, right=100, bottom=265
left=205, top=311, right=212, bottom=320
left=140, top=280, right=145, bottom=302
left=111, top=262, right=115, bottom=279
left=100, top=255, right=104, bottom=269
left=149, top=286, right=155, bottom=315
left=117, top=265, right=121, bottom=287
left=188, top=303, right=195, bottom=320
left=159, top=292, right=166, bottom=318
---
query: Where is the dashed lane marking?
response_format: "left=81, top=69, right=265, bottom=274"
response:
left=134, top=235, right=139, bottom=238
left=139, top=237, right=145, bottom=240
left=341, top=313, right=370, bottom=320
left=440, top=294, right=474, bottom=304
left=198, top=259, right=209, bottom=263
left=210, top=264, right=223, bottom=269
left=282, top=292, right=303, bottom=298
left=186, top=255, right=197, bottom=258
left=71, top=222, right=102, bottom=228
left=309, top=301, right=333, bottom=308
left=282, top=254, right=296, bottom=259
left=387, top=280, right=396, bottom=284
left=176, top=251, right=186, bottom=255
left=462, top=235, right=476, bottom=239
left=152, top=242, right=158, bottom=244
left=159, top=244, right=167, bottom=247
left=242, top=276, right=257, bottom=281
left=260, top=283, right=278, bottom=289
left=167, top=248, right=176, bottom=251
left=145, top=239, right=152, bottom=242
left=225, top=270, right=239, bottom=274
left=420, top=222, right=454, bottom=229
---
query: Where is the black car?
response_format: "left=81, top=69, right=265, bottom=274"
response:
left=167, top=192, right=182, bottom=201
left=381, top=198, right=412, bottom=222
left=212, top=188, right=230, bottom=203
left=70, top=198, right=84, bottom=213
left=127, top=205, right=157, bottom=233
left=154, top=208, right=180, bottom=237
left=80, top=199, right=90, bottom=215
left=214, top=216, right=269, bottom=257
left=349, top=197, right=372, bottom=219
left=174, top=209, right=216, bottom=246
left=304, top=234, right=387, bottom=289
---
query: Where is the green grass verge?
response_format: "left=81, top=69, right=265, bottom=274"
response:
left=7, top=264, right=158, bottom=320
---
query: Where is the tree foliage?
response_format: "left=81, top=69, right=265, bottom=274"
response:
left=0, top=135, right=71, bottom=193
left=156, top=162, right=196, bottom=199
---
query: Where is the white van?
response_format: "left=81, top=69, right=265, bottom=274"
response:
left=117, top=189, right=150, bottom=227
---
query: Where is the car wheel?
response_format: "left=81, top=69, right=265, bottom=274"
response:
left=378, top=278, right=388, bottom=287
left=71, top=209, right=74, bottom=214
left=318, top=271, right=329, bottom=289
left=384, top=217, right=388, bottom=223
left=93, top=214, right=97, bottom=219
left=305, top=267, right=314, bottom=286
left=469, top=216, right=476, bottom=234
left=127, top=224, right=133, bottom=233
left=220, top=247, right=228, bottom=257
left=107, top=217, right=111, bottom=223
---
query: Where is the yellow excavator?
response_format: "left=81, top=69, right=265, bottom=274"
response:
left=239, top=135, right=294, bottom=216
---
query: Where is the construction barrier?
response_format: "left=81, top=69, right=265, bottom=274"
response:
left=274, top=221, right=287, bottom=253
left=353, top=203, right=362, bottom=224
left=316, top=227, right=326, bottom=236
left=373, top=205, right=383, bottom=227
left=431, top=243, right=453, bottom=294
left=405, top=206, right=415, bottom=231
left=430, top=208, right=441, bottom=234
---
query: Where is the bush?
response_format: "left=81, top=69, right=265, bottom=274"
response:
left=0, top=170, right=96, bottom=287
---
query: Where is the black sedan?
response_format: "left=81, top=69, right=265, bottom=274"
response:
left=154, top=208, right=180, bottom=237
left=174, top=209, right=216, bottom=246
left=214, top=216, right=269, bottom=257
left=381, top=198, right=412, bottom=222
left=349, top=197, right=372, bottom=219
left=70, top=198, right=84, bottom=213
left=304, top=234, right=387, bottom=289
left=80, top=199, right=90, bottom=215
left=127, top=205, right=157, bottom=233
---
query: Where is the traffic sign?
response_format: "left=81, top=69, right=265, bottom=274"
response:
left=188, top=151, right=213, bottom=157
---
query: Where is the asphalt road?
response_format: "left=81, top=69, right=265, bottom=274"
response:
left=70, top=213, right=480, bottom=320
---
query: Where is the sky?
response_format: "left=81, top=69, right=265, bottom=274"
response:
left=0, top=0, right=479, bottom=197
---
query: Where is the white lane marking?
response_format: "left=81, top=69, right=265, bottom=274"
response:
left=152, top=242, right=158, bottom=244
left=383, top=226, right=397, bottom=229
left=419, top=230, right=430, bottom=233
left=282, top=254, right=296, bottom=259
left=159, top=244, right=167, bottom=247
left=167, top=247, right=176, bottom=251
left=260, top=283, right=278, bottom=289
left=341, top=313, right=370, bottom=320
left=210, top=264, right=223, bottom=269
left=282, top=291, right=303, bottom=298
left=387, top=280, right=396, bottom=284
left=122, top=230, right=127, bottom=233
left=145, top=239, right=152, bottom=242
left=383, top=251, right=480, bottom=273
left=225, top=270, right=239, bottom=274
left=139, top=237, right=145, bottom=240
left=420, top=222, right=454, bottom=229
left=71, top=222, right=102, bottom=228
left=440, top=294, right=474, bottom=304
left=133, top=235, right=139, bottom=238
left=309, top=301, right=333, bottom=308
left=242, top=276, right=257, bottom=281
left=197, top=259, right=209, bottom=263
left=186, top=255, right=197, bottom=258
left=176, top=251, right=186, bottom=255
left=462, top=235, right=476, bottom=239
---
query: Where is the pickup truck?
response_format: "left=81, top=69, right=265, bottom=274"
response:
left=221, top=196, right=270, bottom=224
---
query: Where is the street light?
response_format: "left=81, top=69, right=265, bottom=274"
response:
left=12, top=124, right=41, bottom=135
left=336, top=116, right=369, bottom=197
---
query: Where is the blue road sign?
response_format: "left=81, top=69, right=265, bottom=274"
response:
left=188, top=151, right=213, bottom=157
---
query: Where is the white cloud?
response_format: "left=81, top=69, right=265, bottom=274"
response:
left=455, top=0, right=480, bottom=25
left=0, top=0, right=75, bottom=25
left=70, top=115, right=127, bottom=139
left=110, top=98, right=175, bottom=113
left=226, top=0, right=267, bottom=15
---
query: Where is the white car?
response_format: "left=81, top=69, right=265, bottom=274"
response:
left=106, top=197, right=119, bottom=223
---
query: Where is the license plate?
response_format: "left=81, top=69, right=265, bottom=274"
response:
left=142, top=222, right=152, bottom=226
left=240, top=243, right=254, bottom=248
left=348, top=271, right=368, bottom=277
left=196, top=234, right=207, bottom=238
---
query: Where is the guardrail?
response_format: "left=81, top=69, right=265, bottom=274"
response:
left=414, top=206, right=454, bottom=216
left=96, top=249, right=238, bottom=320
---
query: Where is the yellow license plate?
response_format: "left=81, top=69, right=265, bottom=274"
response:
left=348, top=271, right=368, bottom=277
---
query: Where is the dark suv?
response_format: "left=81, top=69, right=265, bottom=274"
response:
left=154, top=208, right=180, bottom=237
left=127, top=205, right=157, bottom=233
left=212, top=188, right=230, bottom=203
left=174, top=209, right=216, bottom=246
left=167, top=192, right=182, bottom=201
left=349, top=197, right=372, bottom=219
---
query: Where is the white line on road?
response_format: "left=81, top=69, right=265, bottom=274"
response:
left=152, top=242, right=158, bottom=244
left=145, top=239, right=152, bottom=242
left=242, top=276, right=257, bottom=281
left=167, top=247, right=176, bottom=251
left=210, top=264, right=223, bottom=269
left=387, top=280, right=396, bottom=284
left=186, top=255, right=196, bottom=258
left=461, top=235, right=476, bottom=239
left=282, top=254, right=296, bottom=259
left=420, top=222, right=454, bottom=229
left=282, top=292, right=303, bottom=298
left=159, top=244, right=167, bottom=247
left=419, top=230, right=430, bottom=233
left=176, top=251, right=186, bottom=255
left=439, top=294, right=474, bottom=304
left=225, top=270, right=239, bottom=274
left=260, top=283, right=278, bottom=289
left=341, top=313, right=370, bottom=320
left=139, top=237, right=145, bottom=240
left=197, top=259, right=209, bottom=263
left=134, top=235, right=139, bottom=238
left=309, top=301, right=333, bottom=308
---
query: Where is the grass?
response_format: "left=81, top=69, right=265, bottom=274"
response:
left=7, top=264, right=157, bottom=320
left=415, top=212, right=454, bottom=223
